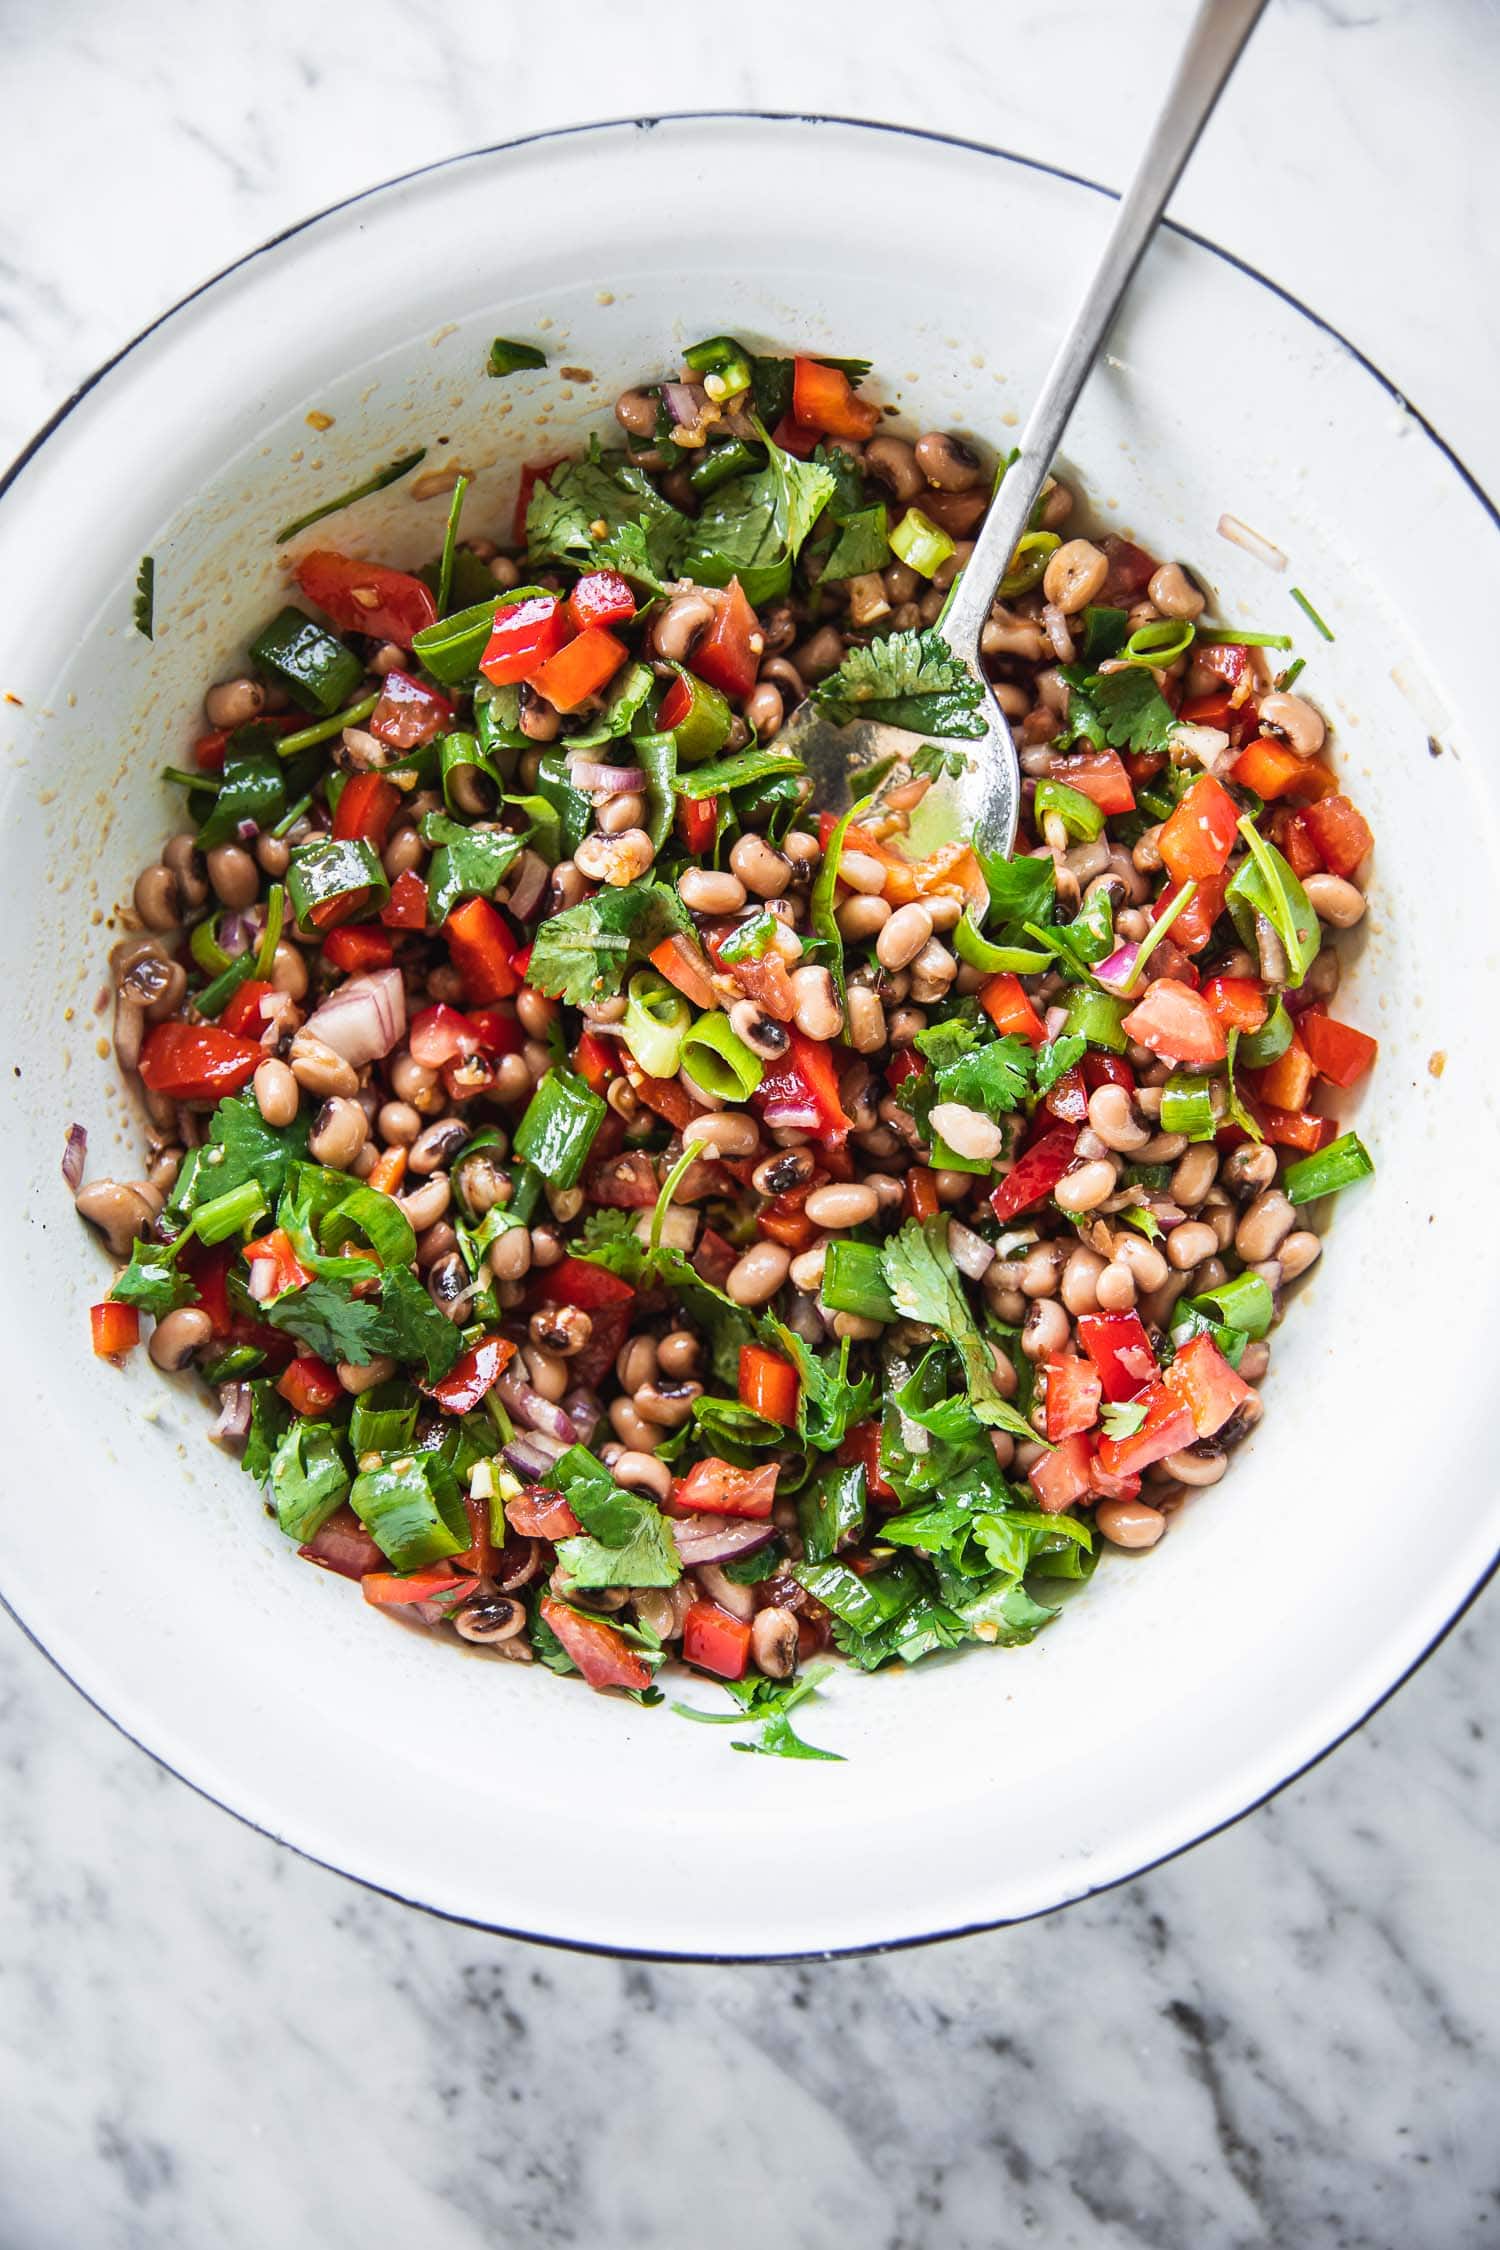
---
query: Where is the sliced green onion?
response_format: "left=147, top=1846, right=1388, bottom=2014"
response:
left=349, top=1382, right=420, bottom=1460
left=1061, top=986, right=1129, bottom=1052
left=410, top=595, right=517, bottom=688
left=684, top=333, right=753, bottom=400
left=201, top=1343, right=265, bottom=1383
left=349, top=1454, right=468, bottom=1572
left=286, top=837, right=389, bottom=931
left=186, top=1178, right=267, bottom=1247
left=189, top=912, right=238, bottom=978
left=250, top=607, right=366, bottom=717
left=487, top=338, right=546, bottom=376
left=717, top=911, right=780, bottom=965
left=649, top=1142, right=703, bottom=1261
left=1159, top=1070, right=1221, bottom=1142
left=889, top=508, right=956, bottom=579
left=274, top=695, right=379, bottom=759
left=1289, top=587, right=1335, bottom=642
left=663, top=666, right=732, bottom=765
left=512, top=1067, right=607, bottom=1189
left=1187, top=1270, right=1274, bottom=1341
left=163, top=764, right=215, bottom=792
left=1275, top=658, right=1306, bottom=693
left=1170, top=1302, right=1250, bottom=1370
left=253, top=884, right=286, bottom=978
left=1282, top=1130, right=1373, bottom=1206
left=274, top=450, right=426, bottom=545
left=999, top=531, right=1059, bottom=599
left=620, top=973, right=691, bottom=1081
left=436, top=472, right=471, bottom=617
left=1237, top=994, right=1294, bottom=1068
left=1195, top=626, right=1294, bottom=651
left=681, top=1012, right=764, bottom=1102
left=953, top=909, right=1053, bottom=977
left=687, top=437, right=765, bottom=496
left=1080, top=605, right=1130, bottom=662
left=821, top=1240, right=897, bottom=1322
left=508, top=1163, right=544, bottom=1228
left=1034, top=777, right=1104, bottom=842
left=1121, top=618, right=1195, bottom=668
left=1116, top=879, right=1197, bottom=994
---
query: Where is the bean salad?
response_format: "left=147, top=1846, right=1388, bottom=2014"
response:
left=72, top=336, right=1377, bottom=1743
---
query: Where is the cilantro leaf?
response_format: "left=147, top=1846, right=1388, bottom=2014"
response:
left=420, top=812, right=527, bottom=926
left=819, top=502, right=890, bottom=583
left=553, top=1445, right=680, bottom=1589
left=562, top=662, right=655, bottom=752
left=880, top=1219, right=1035, bottom=1440
left=766, top=1324, right=876, bottom=1450
left=671, top=1662, right=843, bottom=1761
left=525, top=881, right=695, bottom=1007
left=1100, top=1398, right=1148, bottom=1440
left=1226, top=818, right=1319, bottom=988
left=267, top=1417, right=350, bottom=1542
left=754, top=425, right=837, bottom=559
left=133, top=555, right=155, bottom=640
left=571, top=1207, right=651, bottom=1285
left=933, top=1034, right=1034, bottom=1118
left=376, top=1263, right=461, bottom=1383
left=1035, top=1033, right=1087, bottom=1095
left=1058, top=666, right=1176, bottom=757
left=243, top=1379, right=290, bottom=1481
left=265, top=1278, right=388, bottom=1366
left=524, top=450, right=685, bottom=592
left=976, top=844, right=1056, bottom=931
left=812, top=627, right=987, bottom=740
left=108, top=1238, right=195, bottom=1317
left=178, top=1090, right=310, bottom=1214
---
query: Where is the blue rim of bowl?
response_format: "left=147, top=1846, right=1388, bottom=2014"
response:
left=2, top=111, right=1496, bottom=1966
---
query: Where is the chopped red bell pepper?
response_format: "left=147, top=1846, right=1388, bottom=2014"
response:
left=1300, top=1011, right=1377, bottom=1087
left=379, top=868, right=429, bottom=930
left=276, top=1354, right=343, bottom=1417
left=445, top=895, right=521, bottom=1003
left=1276, top=809, right=1325, bottom=878
left=429, top=1333, right=517, bottom=1415
left=738, top=1345, right=799, bottom=1427
left=1082, top=1052, right=1135, bottom=1093
left=1260, top=1106, right=1336, bottom=1153
left=1163, top=1334, right=1251, bottom=1438
left=1077, top=1311, right=1159, bottom=1403
left=1095, top=1382, right=1195, bottom=1478
left=690, top=577, right=759, bottom=700
left=195, top=729, right=229, bottom=773
left=1121, top=978, right=1226, bottom=1066
left=904, top=1167, right=940, bottom=1221
left=1200, top=975, right=1268, bottom=1034
left=293, top=550, right=437, bottom=647
left=362, top=1566, right=474, bottom=1609
left=838, top=1418, right=897, bottom=1503
left=755, top=1183, right=819, bottom=1253
left=1028, top=1432, right=1095, bottom=1513
left=139, top=1019, right=262, bottom=1101
left=1052, top=747, right=1136, bottom=815
left=753, top=1027, right=850, bottom=1142
left=322, top=923, right=394, bottom=974
left=980, top=972, right=1047, bottom=1046
left=1231, top=736, right=1306, bottom=801
left=468, top=1005, right=525, bottom=1056
left=1153, top=873, right=1227, bottom=958
left=90, top=1301, right=140, bottom=1358
left=542, top=1257, right=635, bottom=1313
left=990, top=1125, right=1078, bottom=1223
left=1101, top=538, right=1156, bottom=603
left=769, top=412, right=820, bottom=459
left=885, top=1046, right=924, bottom=1091
left=678, top=793, right=719, bottom=855
left=668, top=1458, right=778, bottom=1522
left=648, top=933, right=720, bottom=1012
left=571, top=1029, right=618, bottom=1094
left=1158, top=773, right=1239, bottom=884
left=1044, top=1354, right=1103, bottom=1442
left=538, top=1596, right=653, bottom=1693
left=681, top=1600, right=752, bottom=1681
left=566, top=571, right=636, bottom=632
left=332, top=771, right=402, bottom=851
left=479, top=594, right=570, bottom=687
left=244, top=1226, right=312, bottom=1298
left=529, top=624, right=629, bottom=713
left=1302, top=794, right=1372, bottom=878
left=220, top=979, right=275, bottom=1038
left=791, top=357, right=880, bottom=441
left=368, top=669, right=454, bottom=751
left=506, top=1488, right=583, bottom=1541
left=1041, top=1064, right=1089, bottom=1126
left=1252, top=1035, right=1316, bottom=1113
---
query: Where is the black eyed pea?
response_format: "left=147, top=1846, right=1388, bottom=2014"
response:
left=308, top=1097, right=369, bottom=1170
left=929, top=1101, right=1004, bottom=1164
left=269, top=942, right=309, bottom=1000
left=1235, top=1188, right=1297, bottom=1264
left=161, top=833, right=209, bottom=908
left=633, top=1379, right=704, bottom=1430
left=657, top=1330, right=700, bottom=1378
left=793, top=626, right=846, bottom=684
left=614, top=387, right=659, bottom=438
left=1259, top=691, right=1326, bottom=758
left=683, top=1109, right=760, bottom=1158
left=132, top=864, right=180, bottom=933
left=378, top=1099, right=422, bottom=1147
left=1222, top=1142, right=1278, bottom=1199
left=908, top=938, right=957, bottom=1003
left=456, top=1154, right=508, bottom=1215
left=1136, top=1131, right=1189, bottom=1165
left=728, top=834, right=791, bottom=898
left=753, top=1148, right=815, bottom=1197
left=337, top=1355, right=397, bottom=1396
left=865, top=1172, right=905, bottom=1213
left=1042, top=538, right=1108, bottom=614
left=831, top=1311, right=884, bottom=1342
left=750, top=1608, right=799, bottom=1679
left=416, top=1222, right=458, bottom=1270
left=527, top=1224, right=565, bottom=1270
left=383, top=826, right=426, bottom=880
left=529, top=1303, right=593, bottom=1357
left=1165, top=1219, right=1218, bottom=1272
left=1054, top=1158, right=1118, bottom=1215
left=616, top=1334, right=659, bottom=1393
left=488, top=1226, right=533, bottom=1283
left=1145, top=564, right=1204, bottom=621
left=608, top=1395, right=661, bottom=1453
left=1239, top=1342, right=1271, bottom=1384
left=1087, top=1083, right=1151, bottom=1153
left=399, top=1172, right=452, bottom=1230
left=1162, top=1446, right=1228, bottom=1488
left=575, top=828, right=655, bottom=886
left=545, top=1182, right=585, bottom=1225
left=1094, top=1261, right=1138, bottom=1312
left=1060, top=1245, right=1106, bottom=1317
left=922, top=894, right=963, bottom=932
left=875, top=901, right=933, bottom=971
left=1171, top=1144, right=1219, bottom=1207
left=454, top=1595, right=527, bottom=1645
left=845, top=985, right=887, bottom=1054
left=1022, top=1298, right=1071, bottom=1361
left=350, top=1146, right=379, bottom=1180
left=728, top=999, right=790, bottom=1061
left=1205, top=1201, right=1238, bottom=1254
left=252, top=1058, right=299, bottom=1129
left=74, top=1179, right=158, bottom=1259
left=836, top=892, right=891, bottom=942
left=744, top=683, right=784, bottom=738
left=1278, top=1230, right=1322, bottom=1281
left=409, top=1119, right=469, bottom=1174
left=914, top=429, right=984, bottom=492
left=864, top=435, right=924, bottom=502
left=148, top=1306, right=214, bottom=1371
left=426, top=1252, right=473, bottom=1320
left=492, top=1053, right=535, bottom=1104
left=205, top=843, right=260, bottom=911
left=1095, top=1499, right=1166, bottom=1549
left=789, top=1241, right=829, bottom=1293
left=838, top=849, right=888, bottom=896
left=650, top=590, right=716, bottom=662
left=289, top=1030, right=359, bottom=1100
left=726, top=1239, right=792, bottom=1306
left=790, top=964, right=843, bottom=1042
left=614, top=1450, right=673, bottom=1501
left=1114, top=1233, right=1168, bottom=1293
left=804, top=1181, right=880, bottom=1230
left=678, top=867, right=746, bottom=914
left=595, top=791, right=647, bottom=838
left=203, top=676, right=266, bottom=730
left=1304, top=873, right=1366, bottom=927
left=1019, top=1240, right=1066, bottom=1298
left=522, top=1343, right=569, bottom=1404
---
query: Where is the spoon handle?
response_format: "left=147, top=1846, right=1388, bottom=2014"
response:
left=942, top=0, right=1270, bottom=663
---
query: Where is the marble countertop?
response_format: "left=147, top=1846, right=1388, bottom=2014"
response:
left=3, top=2, right=1496, bottom=2243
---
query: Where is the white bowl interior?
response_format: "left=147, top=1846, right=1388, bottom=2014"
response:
left=0, top=118, right=1494, bottom=1956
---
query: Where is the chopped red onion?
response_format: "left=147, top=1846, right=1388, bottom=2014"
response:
left=670, top=1513, right=777, bottom=1567
left=246, top=1260, right=278, bottom=1302
left=496, top=1369, right=577, bottom=1444
left=236, top=817, right=261, bottom=842
left=569, top=759, right=647, bottom=796
left=1095, top=943, right=1141, bottom=995
left=561, top=1388, right=601, bottom=1447
left=303, top=966, right=406, bottom=1066
left=62, top=1122, right=87, bottom=1193
left=210, top=1382, right=253, bottom=1449
left=505, top=850, right=548, bottom=923
left=1044, top=1004, right=1070, bottom=1040
left=692, top=1562, right=756, bottom=1621
left=661, top=381, right=706, bottom=428
left=947, top=1219, right=995, bottom=1281
left=217, top=913, right=254, bottom=959
left=503, top=1435, right=567, bottom=1480
left=299, top=1516, right=383, bottom=1580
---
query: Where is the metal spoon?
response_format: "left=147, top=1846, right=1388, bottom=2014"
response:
left=781, top=0, right=1269, bottom=857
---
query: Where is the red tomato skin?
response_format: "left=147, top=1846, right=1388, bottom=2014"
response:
left=678, top=794, right=718, bottom=854
left=1302, top=794, right=1373, bottom=878
left=529, top=625, right=629, bottom=713
left=1044, top=1355, right=1103, bottom=1442
left=293, top=550, right=437, bottom=647
left=990, top=1126, right=1078, bottom=1223
left=538, top=1597, right=652, bottom=1692
left=220, top=980, right=275, bottom=1037
left=506, top=1489, right=583, bottom=1541
left=1095, top=1384, right=1195, bottom=1478
left=1121, top=978, right=1227, bottom=1066
left=791, top=358, right=880, bottom=441
left=738, top=1346, right=800, bottom=1427
left=682, top=1601, right=753, bottom=1681
left=691, top=579, right=759, bottom=699
left=139, top=1020, right=262, bottom=1101
left=1300, top=1012, right=1378, bottom=1088
left=1029, top=1432, right=1095, bottom=1513
left=276, top=1354, right=342, bottom=1417
left=368, top=669, right=453, bottom=751
left=1158, top=774, right=1239, bottom=885
left=444, top=896, right=521, bottom=1004
left=980, top=973, right=1047, bottom=1046
left=1163, top=1335, right=1252, bottom=1439
left=1052, top=748, right=1135, bottom=815
left=322, top=925, right=394, bottom=974
left=668, top=1458, right=779, bottom=1522
left=1252, top=1036, right=1316, bottom=1113
left=1077, top=1312, right=1159, bottom=1403
left=838, top=1419, right=897, bottom=1503
left=429, top=1334, right=517, bottom=1415
left=1200, top=975, right=1268, bottom=1034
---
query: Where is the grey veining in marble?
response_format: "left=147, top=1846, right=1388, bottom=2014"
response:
left=1, top=3, right=1496, bottom=2245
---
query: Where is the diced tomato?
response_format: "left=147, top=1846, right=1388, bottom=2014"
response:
left=1179, top=690, right=1234, bottom=730
left=479, top=594, right=570, bottom=687
left=705, top=925, right=797, bottom=1023
left=571, top=1029, right=617, bottom=1094
left=467, top=1005, right=524, bottom=1056
left=1087, top=1452, right=1142, bottom=1504
left=1041, top=1064, right=1089, bottom=1126
left=566, top=571, right=636, bottom=632
left=904, top=840, right=989, bottom=913
left=1286, top=760, right=1338, bottom=805
left=543, top=1257, right=635, bottom=1314
left=1163, top=1334, right=1252, bottom=1439
left=648, top=933, right=719, bottom=1012
left=513, top=457, right=567, bottom=547
left=332, top=771, right=401, bottom=851
left=1029, top=1432, right=1095, bottom=1514
left=276, top=1354, right=342, bottom=1417
left=1082, top=1052, right=1135, bottom=1093
left=244, top=1225, right=311, bottom=1297
left=1158, top=773, right=1239, bottom=885
left=1300, top=1011, right=1378, bottom=1088
left=299, top=1506, right=383, bottom=1581
left=668, top=1458, right=778, bottom=1522
left=1232, top=736, right=1306, bottom=801
left=530, top=625, right=629, bottom=713
left=1252, top=1035, right=1316, bottom=1113
left=693, top=1226, right=738, bottom=1292
left=538, top=1597, right=653, bottom=1693
left=177, top=1239, right=235, bottom=1340
left=681, top=1601, right=752, bottom=1681
left=1276, top=809, right=1324, bottom=878
left=1121, top=978, right=1226, bottom=1065
left=885, top=1046, right=925, bottom=1092
left=91, top=1301, right=140, bottom=1358
left=756, top=1184, right=819, bottom=1253
left=293, top=550, right=437, bottom=648
left=1260, top=1106, right=1336, bottom=1153
left=368, top=669, right=454, bottom=751
left=769, top=413, right=820, bottom=459
left=990, top=1125, right=1078, bottom=1223
left=678, top=793, right=718, bottom=854
left=753, top=1027, right=850, bottom=1142
left=220, top=979, right=275, bottom=1037
left=690, top=578, right=759, bottom=700
left=791, top=356, right=881, bottom=441
left=1200, top=975, right=1268, bottom=1035
left=322, top=923, right=394, bottom=973
left=1154, top=872, right=1227, bottom=958
left=1045, top=1354, right=1103, bottom=1442
left=1095, top=1383, right=1195, bottom=1479
left=980, top=972, right=1047, bottom=1046
left=1101, top=538, right=1156, bottom=603
left=1193, top=640, right=1249, bottom=689
left=838, top=1418, right=896, bottom=1504
left=379, top=868, right=428, bottom=930
left=429, top=1334, right=516, bottom=1414
left=365, top=1146, right=407, bottom=1196
left=506, top=1488, right=582, bottom=1540
left=408, top=1002, right=484, bottom=1068
left=1302, top=794, right=1373, bottom=879
left=362, top=1565, right=473, bottom=1609
left=445, top=895, right=521, bottom=1003
left=1052, top=747, right=1136, bottom=816
left=195, top=729, right=229, bottom=773
left=904, top=1167, right=940, bottom=1221
left=139, top=1020, right=262, bottom=1101
left=739, top=1345, right=799, bottom=1427
left=1077, top=1311, right=1159, bottom=1404
left=623, top=1068, right=702, bottom=1136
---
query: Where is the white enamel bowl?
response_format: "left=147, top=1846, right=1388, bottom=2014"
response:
left=0, top=117, right=1494, bottom=1960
